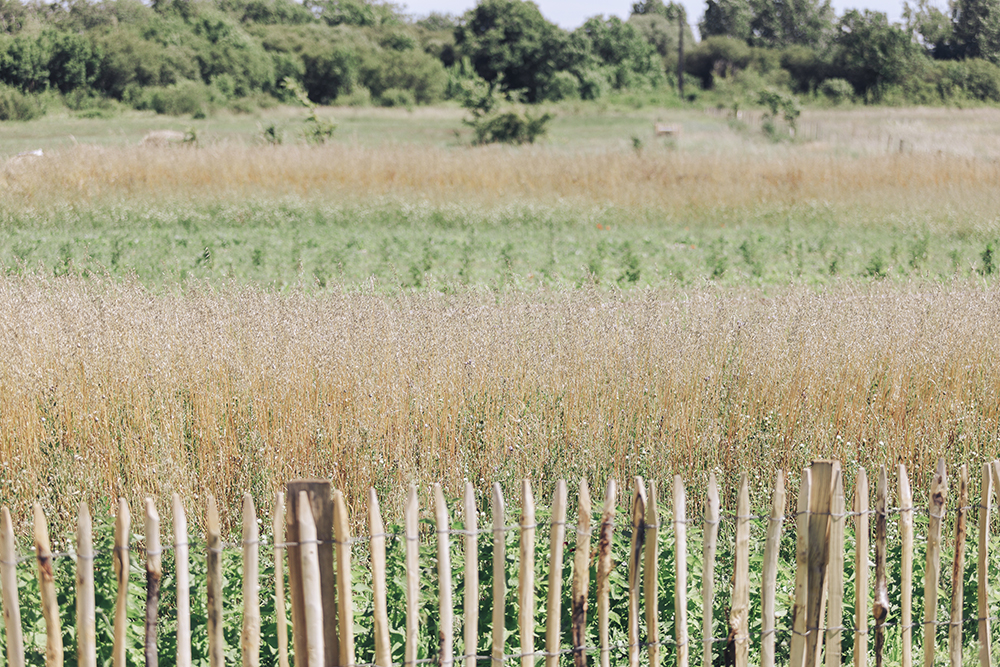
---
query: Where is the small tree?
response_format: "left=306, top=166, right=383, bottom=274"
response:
left=458, top=75, right=553, bottom=145
left=283, top=76, right=336, bottom=143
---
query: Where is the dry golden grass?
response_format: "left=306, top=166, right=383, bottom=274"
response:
left=3, top=274, right=998, bottom=531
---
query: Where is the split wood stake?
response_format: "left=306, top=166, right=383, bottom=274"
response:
left=334, top=490, right=355, bottom=667
left=644, top=480, right=660, bottom=667
left=674, top=476, right=688, bottom=667
left=898, top=466, right=914, bottom=667
left=703, top=473, right=720, bottom=667
left=207, top=495, right=224, bottom=667
left=789, top=468, right=811, bottom=667
left=519, top=480, right=537, bottom=667
left=874, top=468, right=889, bottom=667
left=572, top=479, right=592, bottom=667
left=435, top=484, right=454, bottom=667
left=546, top=480, right=568, bottom=667
left=242, top=494, right=260, bottom=667
left=980, top=463, right=996, bottom=667
left=405, top=484, right=420, bottom=667
left=113, top=498, right=131, bottom=667
left=854, top=468, right=869, bottom=667
left=145, top=499, right=162, bottom=667
left=492, top=483, right=506, bottom=667
left=273, top=493, right=289, bottom=667
left=34, top=503, right=63, bottom=667
left=730, top=474, right=750, bottom=667
left=627, top=478, right=648, bottom=667
left=286, top=481, right=335, bottom=667
left=173, top=494, right=191, bottom=667
left=763, top=471, right=786, bottom=667
left=1, top=507, right=24, bottom=667
left=77, top=502, right=96, bottom=667
left=805, top=461, right=836, bottom=667
left=948, top=465, right=968, bottom=667
left=464, top=482, right=479, bottom=667
left=826, top=470, right=844, bottom=667
left=370, top=490, right=391, bottom=667
left=923, top=459, right=947, bottom=667
left=299, top=491, right=325, bottom=667
left=597, top=479, right=618, bottom=667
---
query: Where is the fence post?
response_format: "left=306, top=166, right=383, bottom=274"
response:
left=519, top=480, right=537, bottom=667
left=113, top=498, right=131, bottom=667
left=572, top=479, right=592, bottom=667
left=145, top=499, right=162, bottom=667
left=369, top=490, right=391, bottom=667
left=1, top=507, right=24, bottom=667
left=979, top=463, right=994, bottom=667
left=242, top=494, right=260, bottom=667
left=898, top=466, right=913, bottom=667
left=287, top=480, right=336, bottom=667
left=644, top=480, right=660, bottom=667
left=299, top=491, right=325, bottom=667
left=173, top=494, right=191, bottom=667
left=492, top=483, right=506, bottom=667
left=435, top=484, right=454, bottom=667
left=874, top=468, right=889, bottom=667
left=77, top=502, right=96, bottom=667
left=923, top=458, right=947, bottom=667
left=207, top=495, right=224, bottom=667
left=805, top=461, right=836, bottom=667
left=406, top=484, right=420, bottom=667
left=34, top=503, right=62, bottom=667
left=273, top=493, right=289, bottom=667
left=854, top=468, right=869, bottom=667
left=729, top=474, right=750, bottom=667
left=627, top=478, right=647, bottom=667
left=949, top=465, right=968, bottom=667
left=546, top=480, right=568, bottom=667
left=763, top=471, right=786, bottom=667
left=789, top=468, right=811, bottom=667
left=333, top=490, right=355, bottom=667
left=597, top=479, right=618, bottom=667
left=674, top=476, right=688, bottom=667
left=826, top=470, right=844, bottom=667
left=464, top=482, right=479, bottom=667
left=703, top=473, right=720, bottom=667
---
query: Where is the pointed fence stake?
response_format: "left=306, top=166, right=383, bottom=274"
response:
left=1, top=506, right=24, bottom=667
left=855, top=468, right=870, bottom=667
left=790, top=469, right=812, bottom=667
left=979, top=463, right=995, bottom=667
left=145, top=499, right=162, bottom=667
left=674, top=476, right=688, bottom=667
left=464, top=483, right=479, bottom=667
left=333, top=490, right=355, bottom=667
left=546, top=480, right=568, bottom=667
left=370, top=490, right=391, bottom=667
left=492, top=483, right=507, bottom=667
left=874, top=467, right=889, bottom=667
left=34, top=503, right=63, bottom=667
left=763, top=471, right=786, bottom=667
left=644, top=480, right=661, bottom=667
left=207, top=496, right=224, bottom=667
left=949, top=465, right=968, bottom=667
left=519, top=480, right=537, bottom=667
left=113, top=498, right=131, bottom=667
left=730, top=474, right=750, bottom=667
left=572, top=480, right=592, bottom=667
left=923, top=459, right=947, bottom=667
left=77, top=502, right=96, bottom=667
left=899, top=466, right=914, bottom=667
left=826, top=470, right=845, bottom=667
left=273, top=493, right=289, bottom=667
left=298, top=491, right=325, bottom=667
left=173, top=494, right=191, bottom=667
left=435, top=484, right=454, bottom=667
left=627, top=478, right=647, bottom=667
left=703, top=473, right=720, bottom=667
left=242, top=494, right=260, bottom=667
left=405, top=484, right=420, bottom=667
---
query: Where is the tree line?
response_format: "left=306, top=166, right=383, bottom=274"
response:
left=0, top=0, right=999, bottom=121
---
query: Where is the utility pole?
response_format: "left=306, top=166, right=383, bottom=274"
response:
left=677, top=7, right=685, bottom=100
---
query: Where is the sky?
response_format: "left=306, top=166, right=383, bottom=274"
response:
left=399, top=0, right=907, bottom=34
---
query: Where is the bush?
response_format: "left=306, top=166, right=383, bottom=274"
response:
left=137, top=80, right=221, bottom=116
left=468, top=108, right=553, bottom=145
left=0, top=84, right=43, bottom=120
left=819, top=77, right=854, bottom=104
left=378, top=87, right=414, bottom=108
left=544, top=70, right=580, bottom=101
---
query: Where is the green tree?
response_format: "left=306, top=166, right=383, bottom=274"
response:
left=47, top=30, right=102, bottom=92
left=574, top=15, right=663, bottom=89
left=700, top=0, right=753, bottom=41
left=700, top=0, right=834, bottom=48
left=903, top=0, right=956, bottom=57
left=833, top=9, right=917, bottom=98
left=953, top=0, right=1000, bottom=62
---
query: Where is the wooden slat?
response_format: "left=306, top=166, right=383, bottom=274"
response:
left=855, top=468, right=869, bottom=667
left=299, top=491, right=326, bottom=667
left=113, top=498, right=131, bottom=667
left=435, top=484, right=455, bottom=667
left=333, top=490, right=355, bottom=667
left=597, top=479, right=618, bottom=667
left=874, top=467, right=889, bottom=667
left=519, top=480, right=537, bottom=667
left=34, top=503, right=63, bottom=667
left=242, top=494, right=260, bottom=667
left=979, top=463, right=994, bottom=667
left=703, top=473, right=720, bottom=667
left=1, top=506, right=24, bottom=667
left=923, top=458, right=947, bottom=667
left=145, top=499, right=162, bottom=667
left=172, top=494, right=191, bottom=667
left=674, top=476, right=688, bottom=667
left=644, top=480, right=660, bottom=667
left=627, top=478, right=648, bottom=667
left=273, top=493, right=289, bottom=667
left=789, top=468, right=812, bottom=667
left=805, top=461, right=836, bottom=667
left=899, top=466, right=914, bottom=667
left=77, top=502, right=96, bottom=667
left=826, top=470, right=844, bottom=667
left=370, top=489, right=391, bottom=667
left=948, top=465, right=968, bottom=667
left=546, top=480, right=568, bottom=667
left=464, top=482, right=479, bottom=667
left=207, top=495, right=224, bottom=667
left=572, top=479, right=592, bottom=667
left=406, top=484, right=420, bottom=667
left=730, top=474, right=750, bottom=667
left=492, top=483, right=506, bottom=667
left=763, top=471, right=786, bottom=667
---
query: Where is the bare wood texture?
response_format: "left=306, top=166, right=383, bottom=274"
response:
left=854, top=468, right=869, bottom=667
left=369, top=489, right=391, bottom=667
left=763, top=471, right=786, bottom=667
left=333, top=490, right=355, bottom=667
left=112, top=498, right=131, bottom=667
left=674, top=476, right=688, bottom=667
left=703, top=473, right=720, bottom=667
left=519, top=480, right=537, bottom=667
left=948, top=465, right=968, bottom=667
left=464, top=482, right=479, bottom=667
left=789, top=469, right=812, bottom=667
left=644, top=480, right=660, bottom=667
left=546, top=480, right=568, bottom=667
left=1, top=507, right=24, bottom=667
left=826, top=470, right=845, bottom=667
left=730, top=474, right=750, bottom=667
left=172, top=495, right=191, bottom=667
left=979, top=463, right=993, bottom=667
left=406, top=484, right=420, bottom=667
left=572, top=479, right=592, bottom=667
left=145, top=499, right=162, bottom=667
left=597, top=479, right=618, bottom=667
left=805, top=461, right=836, bottom=667
left=627, top=478, right=648, bottom=667
left=435, top=484, right=454, bottom=667
left=273, top=493, right=289, bottom=667
left=899, top=466, right=913, bottom=667
left=207, top=496, right=225, bottom=667
left=243, top=494, right=261, bottom=667
left=923, top=459, right=947, bottom=667
left=874, top=468, right=889, bottom=667
left=34, top=503, right=62, bottom=667
left=298, top=491, right=326, bottom=667
left=492, top=483, right=507, bottom=667
left=77, top=502, right=96, bottom=667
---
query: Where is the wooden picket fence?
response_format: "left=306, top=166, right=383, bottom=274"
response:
left=0, top=458, right=997, bottom=667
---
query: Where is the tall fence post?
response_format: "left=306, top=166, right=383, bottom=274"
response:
left=173, top=494, right=191, bottom=667
left=34, top=503, right=62, bottom=667
left=673, top=476, right=688, bottom=667
left=145, top=499, right=162, bottom=667
left=273, top=493, right=289, bottom=667
left=948, top=465, right=968, bottom=667
left=703, top=473, right=720, bottom=667
left=519, top=480, right=537, bottom=667
left=435, top=484, right=454, bottom=667
left=546, top=480, right=568, bottom=667
left=790, top=469, right=812, bottom=667
left=464, top=482, right=479, bottom=667
left=826, top=470, right=844, bottom=667
left=112, top=498, right=131, bottom=667
left=333, top=490, right=355, bottom=667
left=763, top=471, right=786, bottom=667
left=369, top=490, right=391, bottom=667
left=923, top=459, right=947, bottom=667
left=242, top=493, right=261, bottom=667
left=644, top=480, right=660, bottom=667
left=899, top=466, right=913, bottom=667
left=298, top=491, right=325, bottom=667
left=77, top=502, right=96, bottom=667
left=406, top=484, right=420, bottom=667
left=572, top=480, right=592, bottom=667
left=597, top=479, right=618, bottom=667
left=627, top=478, right=647, bottom=667
left=979, top=463, right=994, bottom=667
left=854, top=468, right=869, bottom=667
left=1, top=507, right=25, bottom=667
left=730, top=474, right=750, bottom=667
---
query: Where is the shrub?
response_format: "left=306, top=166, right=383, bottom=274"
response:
left=378, top=87, right=414, bottom=108
left=0, top=84, right=43, bottom=120
left=137, top=80, right=220, bottom=116
left=468, top=108, right=553, bottom=145
left=543, top=70, right=580, bottom=101
left=819, top=77, right=854, bottom=104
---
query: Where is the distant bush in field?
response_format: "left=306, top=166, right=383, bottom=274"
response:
left=819, top=78, right=854, bottom=104
left=136, top=81, right=222, bottom=116
left=0, top=83, right=44, bottom=120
